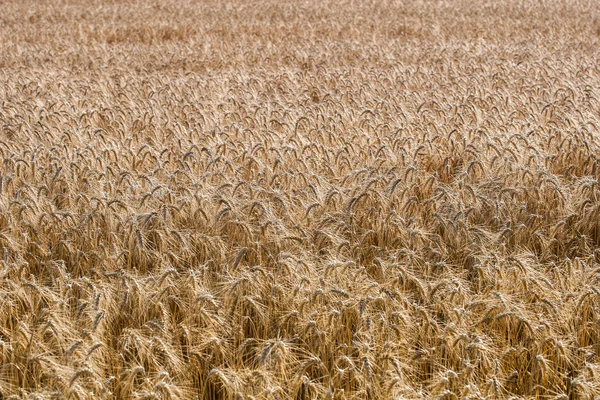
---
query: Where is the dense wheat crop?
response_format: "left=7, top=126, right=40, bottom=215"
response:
left=2, top=0, right=600, bottom=398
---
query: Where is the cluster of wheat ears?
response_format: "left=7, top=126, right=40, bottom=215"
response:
left=2, top=0, right=600, bottom=398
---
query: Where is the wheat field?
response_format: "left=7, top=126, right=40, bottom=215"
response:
left=1, top=0, right=600, bottom=398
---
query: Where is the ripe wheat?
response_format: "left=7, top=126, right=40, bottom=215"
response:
left=1, top=0, right=600, bottom=398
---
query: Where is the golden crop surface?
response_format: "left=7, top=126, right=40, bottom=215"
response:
left=2, top=0, right=600, bottom=398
